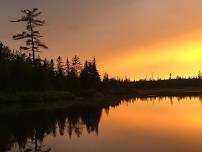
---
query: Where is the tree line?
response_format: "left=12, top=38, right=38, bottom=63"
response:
left=0, top=42, right=103, bottom=92
left=0, top=41, right=135, bottom=95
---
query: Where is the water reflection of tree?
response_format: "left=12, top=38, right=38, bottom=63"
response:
left=130, top=96, right=202, bottom=104
left=2, top=95, right=198, bottom=151
left=0, top=104, right=103, bottom=152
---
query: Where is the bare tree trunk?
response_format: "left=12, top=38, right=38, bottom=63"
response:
left=29, top=20, right=35, bottom=62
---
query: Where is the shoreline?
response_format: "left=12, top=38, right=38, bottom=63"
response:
left=136, top=87, right=202, bottom=97
left=1, top=88, right=202, bottom=113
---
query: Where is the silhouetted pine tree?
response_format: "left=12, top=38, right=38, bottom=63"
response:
left=56, top=56, right=64, bottom=77
left=11, top=8, right=48, bottom=61
left=103, top=73, right=109, bottom=82
left=56, top=56, right=65, bottom=90
left=48, top=59, right=56, bottom=89
left=80, top=58, right=100, bottom=89
left=72, top=55, right=82, bottom=76
left=65, top=56, right=82, bottom=91
left=91, top=57, right=101, bottom=87
left=80, top=60, right=90, bottom=89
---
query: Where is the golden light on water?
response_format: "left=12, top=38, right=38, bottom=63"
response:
left=103, top=97, right=202, bottom=135
left=42, top=97, right=202, bottom=152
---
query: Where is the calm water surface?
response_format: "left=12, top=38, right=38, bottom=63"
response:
left=4, top=97, right=202, bottom=152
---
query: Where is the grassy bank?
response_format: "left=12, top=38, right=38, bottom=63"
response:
left=1, top=87, right=202, bottom=113
left=1, top=87, right=202, bottom=103
left=0, top=88, right=138, bottom=103
left=0, top=91, right=134, bottom=114
left=0, top=91, right=77, bottom=103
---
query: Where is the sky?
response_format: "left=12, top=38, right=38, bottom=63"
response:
left=1, top=0, right=202, bottom=79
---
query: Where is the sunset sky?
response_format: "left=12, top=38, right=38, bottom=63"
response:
left=1, top=0, right=202, bottom=79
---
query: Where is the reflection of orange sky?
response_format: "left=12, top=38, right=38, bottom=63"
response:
left=95, top=97, right=202, bottom=152
left=100, top=30, right=202, bottom=80
left=102, top=97, right=202, bottom=136
left=45, top=97, right=202, bottom=152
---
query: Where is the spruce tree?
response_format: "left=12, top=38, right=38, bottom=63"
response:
left=72, top=55, right=82, bottom=76
left=65, top=57, right=70, bottom=75
left=57, top=56, right=64, bottom=76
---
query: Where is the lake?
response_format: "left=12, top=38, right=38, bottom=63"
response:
left=3, top=96, right=202, bottom=152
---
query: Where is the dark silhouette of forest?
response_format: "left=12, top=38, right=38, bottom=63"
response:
left=0, top=42, right=99, bottom=91
left=2, top=41, right=202, bottom=97
left=0, top=42, right=136, bottom=96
